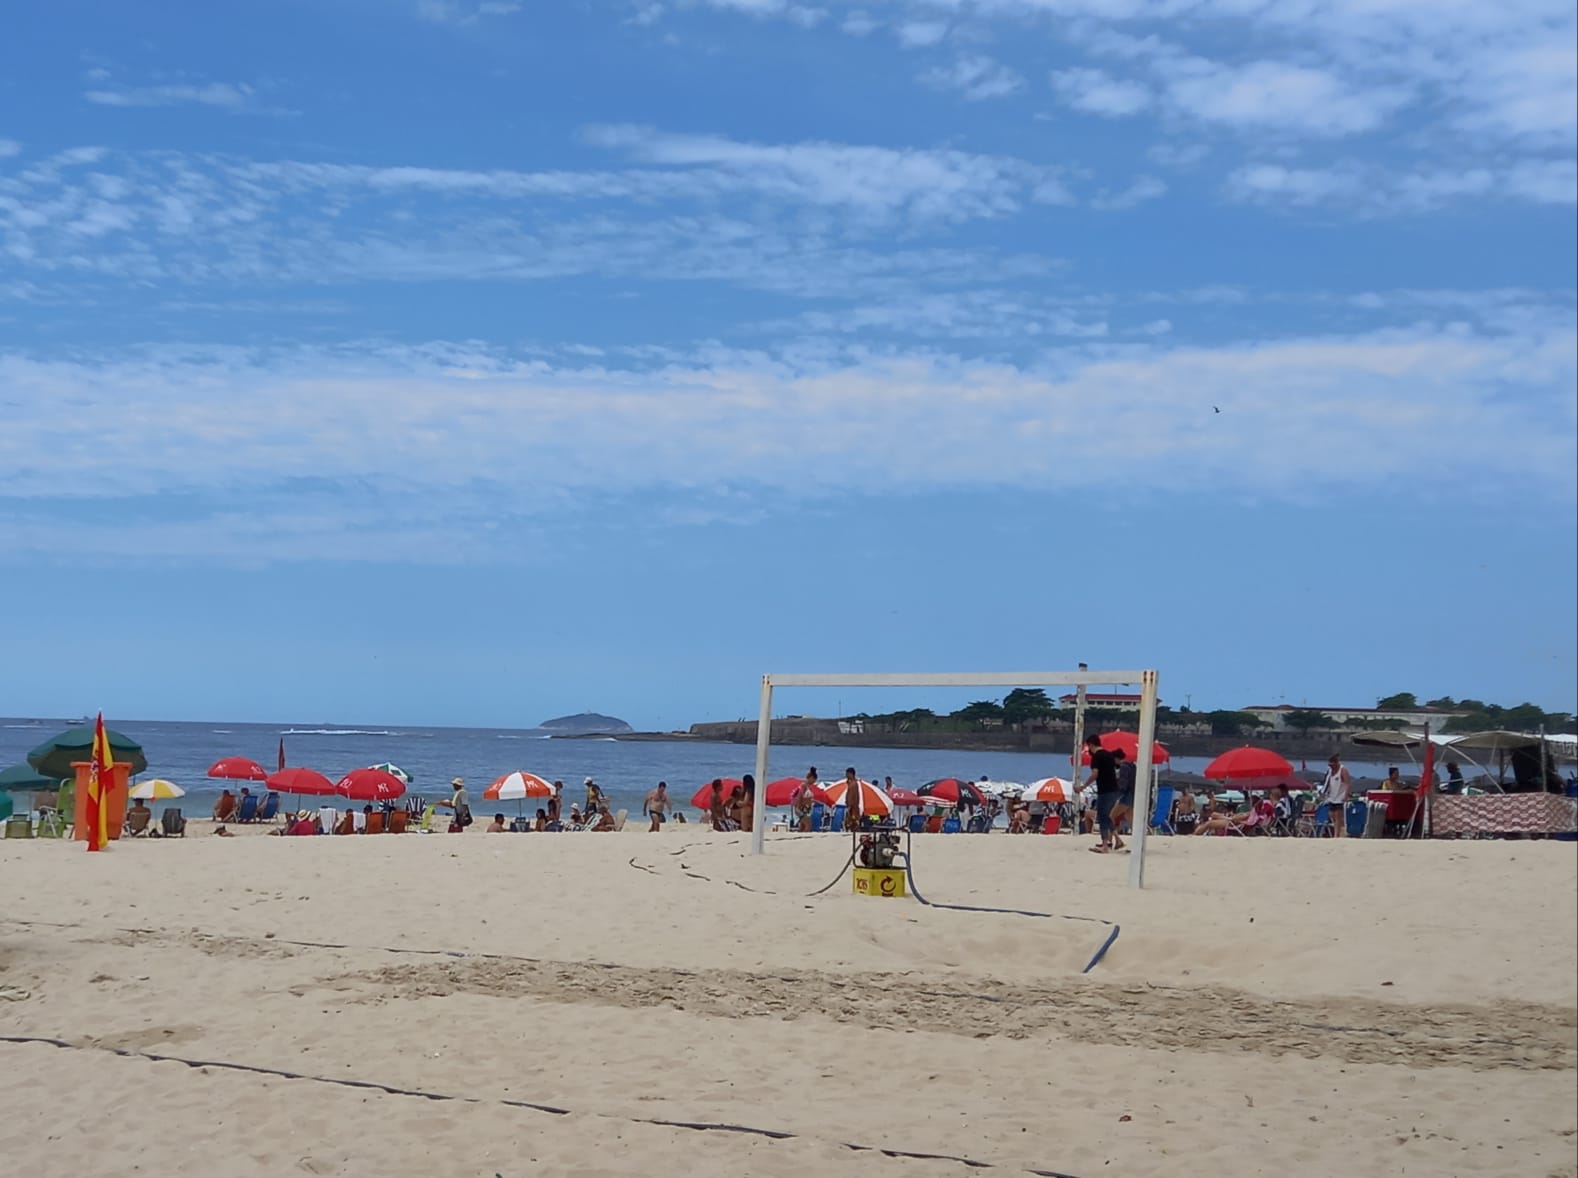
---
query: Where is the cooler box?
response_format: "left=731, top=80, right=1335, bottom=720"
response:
left=1041, top=815, right=1061, bottom=834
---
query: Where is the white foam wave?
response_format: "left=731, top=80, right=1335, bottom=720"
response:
left=281, top=728, right=399, bottom=736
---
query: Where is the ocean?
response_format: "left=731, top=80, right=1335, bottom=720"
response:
left=0, top=717, right=1393, bottom=819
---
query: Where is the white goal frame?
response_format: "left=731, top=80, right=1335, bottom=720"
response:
left=749, top=668, right=1161, bottom=889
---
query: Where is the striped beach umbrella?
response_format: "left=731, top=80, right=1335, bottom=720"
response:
left=1019, top=777, right=1076, bottom=804
left=818, top=778, right=893, bottom=816
left=484, top=771, right=554, bottom=801
left=129, top=779, right=186, bottom=800
left=368, top=762, right=413, bottom=785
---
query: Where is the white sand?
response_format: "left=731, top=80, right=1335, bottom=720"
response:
left=1, top=826, right=1574, bottom=1177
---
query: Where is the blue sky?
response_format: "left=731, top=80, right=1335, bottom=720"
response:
left=1, top=0, right=1574, bottom=728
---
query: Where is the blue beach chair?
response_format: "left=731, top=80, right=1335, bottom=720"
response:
left=941, top=815, right=962, bottom=834
left=258, top=792, right=282, bottom=823
left=829, top=804, right=846, bottom=831
left=1149, top=787, right=1176, bottom=835
left=235, top=794, right=260, bottom=823
left=907, top=813, right=926, bottom=833
left=809, top=802, right=826, bottom=831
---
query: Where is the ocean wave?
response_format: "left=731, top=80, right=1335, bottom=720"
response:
left=280, top=729, right=399, bottom=736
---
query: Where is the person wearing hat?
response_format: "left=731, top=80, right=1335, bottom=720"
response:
left=584, top=776, right=604, bottom=813
left=438, top=777, right=473, bottom=830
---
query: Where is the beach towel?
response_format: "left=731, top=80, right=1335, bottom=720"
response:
left=352, top=811, right=366, bottom=833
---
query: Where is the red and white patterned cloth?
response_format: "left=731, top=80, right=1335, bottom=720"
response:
left=1430, top=794, right=1578, bottom=836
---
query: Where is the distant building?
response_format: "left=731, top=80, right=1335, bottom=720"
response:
left=1242, top=704, right=1468, bottom=732
left=837, top=719, right=866, bottom=735
left=1057, top=693, right=1157, bottom=709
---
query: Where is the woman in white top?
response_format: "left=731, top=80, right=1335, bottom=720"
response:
left=1321, top=754, right=1352, bottom=838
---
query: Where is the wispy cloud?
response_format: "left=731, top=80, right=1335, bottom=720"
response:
left=0, top=139, right=20, bottom=158
left=84, top=81, right=261, bottom=110
left=415, top=0, right=521, bottom=24
left=922, top=55, right=1024, bottom=100
left=1, top=308, right=1570, bottom=560
left=1050, top=67, right=1151, bottom=116
left=1229, top=159, right=1577, bottom=212
left=895, top=19, right=948, bottom=48
left=1090, top=176, right=1166, bottom=211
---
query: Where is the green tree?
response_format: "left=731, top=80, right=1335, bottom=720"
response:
left=1002, top=688, right=1055, bottom=728
left=1376, top=692, right=1418, bottom=710
left=954, top=700, right=1006, bottom=730
left=1425, top=696, right=1457, bottom=709
left=1206, top=710, right=1268, bottom=737
left=1283, top=709, right=1337, bottom=733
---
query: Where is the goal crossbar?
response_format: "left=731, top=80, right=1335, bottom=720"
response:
left=748, top=668, right=1161, bottom=889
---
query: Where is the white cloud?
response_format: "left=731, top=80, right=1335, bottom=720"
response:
left=896, top=20, right=949, bottom=48
left=1050, top=67, right=1151, bottom=116
left=1, top=313, right=1570, bottom=560
left=1162, top=59, right=1409, bottom=137
left=922, top=55, right=1024, bottom=100
left=628, top=3, right=665, bottom=25
left=1229, top=159, right=1577, bottom=211
left=84, top=82, right=260, bottom=110
left=415, top=0, right=520, bottom=22
left=1090, top=175, right=1166, bottom=210
left=842, top=11, right=879, bottom=35
left=0, top=139, right=20, bottom=158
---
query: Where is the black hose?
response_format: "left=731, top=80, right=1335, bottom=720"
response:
left=898, top=852, right=1120, bottom=974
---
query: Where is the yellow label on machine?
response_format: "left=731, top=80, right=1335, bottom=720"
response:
left=852, top=867, right=906, bottom=898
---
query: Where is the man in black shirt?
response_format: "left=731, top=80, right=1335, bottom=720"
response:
left=1084, top=734, right=1120, bottom=853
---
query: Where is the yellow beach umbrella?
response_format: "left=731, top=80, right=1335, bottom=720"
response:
left=129, top=779, right=186, bottom=800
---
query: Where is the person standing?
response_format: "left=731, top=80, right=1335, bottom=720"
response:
left=1320, top=754, right=1352, bottom=837
left=793, top=767, right=819, bottom=832
left=842, top=767, right=862, bottom=831
left=1111, top=750, right=1137, bottom=848
left=584, top=777, right=604, bottom=813
left=737, top=774, right=756, bottom=836
left=644, top=781, right=670, bottom=832
left=1083, top=735, right=1120, bottom=853
left=438, top=776, right=472, bottom=831
left=708, top=779, right=729, bottom=831
left=548, top=781, right=564, bottom=826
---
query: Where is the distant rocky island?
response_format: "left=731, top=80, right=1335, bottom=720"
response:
left=537, top=712, right=634, bottom=735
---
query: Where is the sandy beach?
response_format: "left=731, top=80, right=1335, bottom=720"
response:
left=1, top=826, right=1573, bottom=1177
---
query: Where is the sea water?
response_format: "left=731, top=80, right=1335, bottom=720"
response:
left=0, top=717, right=1387, bottom=821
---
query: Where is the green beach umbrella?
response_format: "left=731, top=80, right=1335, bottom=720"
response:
left=0, top=763, right=65, bottom=792
left=26, top=726, right=148, bottom=780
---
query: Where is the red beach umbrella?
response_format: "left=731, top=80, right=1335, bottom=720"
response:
left=918, top=778, right=985, bottom=806
left=691, top=778, right=744, bottom=808
left=336, top=768, right=408, bottom=802
left=888, top=787, right=927, bottom=806
left=1203, top=746, right=1296, bottom=781
left=208, top=756, right=269, bottom=782
left=266, top=767, right=337, bottom=796
left=1077, top=731, right=1170, bottom=766
left=765, top=777, right=827, bottom=807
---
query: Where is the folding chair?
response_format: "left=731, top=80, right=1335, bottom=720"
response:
left=1148, top=787, right=1176, bottom=835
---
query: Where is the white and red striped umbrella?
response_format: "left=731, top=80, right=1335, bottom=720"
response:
left=818, top=778, right=893, bottom=816
left=484, top=771, right=555, bottom=801
left=1020, top=777, right=1077, bottom=804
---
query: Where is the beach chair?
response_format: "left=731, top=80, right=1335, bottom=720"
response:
left=159, top=808, right=186, bottom=837
left=364, top=811, right=385, bottom=834
left=829, top=805, right=846, bottom=831
left=808, top=802, right=826, bottom=831
left=612, top=808, right=628, bottom=832
left=923, top=814, right=944, bottom=833
left=941, top=815, right=962, bottom=834
left=1149, top=787, right=1176, bottom=835
left=413, top=805, right=437, bottom=833
left=257, top=793, right=282, bottom=823
left=389, top=810, right=409, bottom=833
left=235, top=794, right=260, bottom=823
left=907, top=813, right=925, bottom=833
left=124, top=808, right=153, bottom=837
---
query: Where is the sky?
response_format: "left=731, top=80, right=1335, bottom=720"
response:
left=1, top=0, right=1574, bottom=730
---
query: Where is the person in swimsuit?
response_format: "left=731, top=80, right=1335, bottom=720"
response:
left=644, top=781, right=670, bottom=832
left=841, top=768, right=862, bottom=831
left=793, top=767, right=819, bottom=832
left=708, top=779, right=731, bottom=831
left=736, top=774, right=755, bottom=836
left=1320, top=754, right=1352, bottom=837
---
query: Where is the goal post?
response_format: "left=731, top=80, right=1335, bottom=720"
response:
left=749, top=669, right=1162, bottom=889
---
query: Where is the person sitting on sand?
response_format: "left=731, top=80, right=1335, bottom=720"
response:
left=485, top=813, right=506, bottom=833
left=212, top=789, right=237, bottom=823
left=287, top=810, right=319, bottom=836
left=214, top=823, right=234, bottom=837
left=533, top=808, right=548, bottom=832
left=1194, top=796, right=1275, bottom=835
left=567, top=804, right=585, bottom=829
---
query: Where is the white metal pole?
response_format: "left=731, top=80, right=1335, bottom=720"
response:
left=1128, top=670, right=1160, bottom=889
left=750, top=676, right=773, bottom=855
left=1070, top=665, right=1088, bottom=829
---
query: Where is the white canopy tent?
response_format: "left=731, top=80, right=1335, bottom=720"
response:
left=747, top=668, right=1162, bottom=889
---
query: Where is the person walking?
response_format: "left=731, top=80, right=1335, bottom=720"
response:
left=1110, top=749, right=1137, bottom=848
left=1083, top=735, right=1120, bottom=853
left=644, top=781, right=670, bottom=832
left=439, top=777, right=472, bottom=831
left=1320, top=754, right=1352, bottom=837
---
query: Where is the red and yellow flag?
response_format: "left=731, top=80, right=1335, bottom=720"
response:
left=86, top=712, right=115, bottom=852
